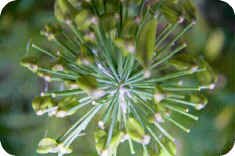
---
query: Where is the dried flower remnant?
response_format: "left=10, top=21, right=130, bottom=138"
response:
left=21, top=0, right=216, bottom=155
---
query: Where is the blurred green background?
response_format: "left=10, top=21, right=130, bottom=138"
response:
left=0, top=0, right=234, bottom=156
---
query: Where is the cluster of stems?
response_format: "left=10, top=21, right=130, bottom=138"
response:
left=21, top=0, right=216, bottom=156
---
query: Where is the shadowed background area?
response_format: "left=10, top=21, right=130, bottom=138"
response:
left=0, top=0, right=234, bottom=156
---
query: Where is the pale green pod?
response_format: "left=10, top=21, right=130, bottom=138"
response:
left=197, top=59, right=217, bottom=86
left=180, top=0, right=196, bottom=22
left=56, top=97, right=78, bottom=117
left=94, top=130, right=107, bottom=154
left=76, top=45, right=95, bottom=65
left=114, top=38, right=135, bottom=56
left=32, top=96, right=56, bottom=115
left=21, top=56, right=39, bottom=72
left=56, top=143, right=73, bottom=154
left=37, top=137, right=58, bottom=154
left=159, top=0, right=182, bottom=23
left=127, top=117, right=146, bottom=143
left=159, top=139, right=176, bottom=156
left=74, top=10, right=96, bottom=30
left=154, top=86, right=167, bottom=104
left=136, top=18, right=157, bottom=69
left=76, top=75, right=98, bottom=93
left=186, top=94, right=208, bottom=110
left=55, top=0, right=78, bottom=23
left=169, top=59, right=193, bottom=71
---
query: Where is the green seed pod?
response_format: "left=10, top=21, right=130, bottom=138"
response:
left=64, top=80, right=79, bottom=89
left=160, top=0, right=183, bottom=23
left=37, top=71, right=52, bottom=82
left=109, top=131, right=124, bottom=150
left=180, top=0, right=196, bottom=22
left=169, top=59, right=193, bottom=71
left=41, top=24, right=61, bottom=41
left=144, top=145, right=159, bottom=156
left=103, top=0, right=120, bottom=15
left=100, top=14, right=118, bottom=32
left=154, top=86, right=167, bottom=104
left=55, top=0, right=78, bottom=24
left=56, top=143, right=72, bottom=154
left=197, top=59, right=217, bottom=86
left=21, top=56, right=39, bottom=72
left=186, top=94, right=208, bottom=110
left=114, top=38, right=135, bottom=56
left=127, top=118, right=148, bottom=144
left=122, top=18, right=139, bottom=38
left=136, top=18, right=157, bottom=69
left=51, top=59, right=67, bottom=72
left=56, top=97, right=78, bottom=117
left=76, top=75, right=98, bottom=92
left=75, top=10, right=97, bottom=30
left=95, top=129, right=124, bottom=155
left=95, top=130, right=106, bottom=154
left=76, top=45, right=95, bottom=65
left=84, top=31, right=96, bottom=43
left=159, top=140, right=176, bottom=156
left=32, top=96, right=56, bottom=116
left=37, top=137, right=58, bottom=154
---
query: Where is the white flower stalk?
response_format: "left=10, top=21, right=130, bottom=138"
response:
left=21, top=0, right=216, bottom=155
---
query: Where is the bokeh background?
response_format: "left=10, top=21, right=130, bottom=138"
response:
left=0, top=0, right=234, bottom=156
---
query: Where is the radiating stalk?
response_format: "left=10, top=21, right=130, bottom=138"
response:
left=147, top=68, right=205, bottom=83
left=165, top=116, right=190, bottom=133
left=42, top=89, right=84, bottom=97
left=154, top=122, right=175, bottom=142
left=152, top=43, right=186, bottom=68
left=164, top=105, right=199, bottom=120
left=32, top=44, right=56, bottom=58
left=147, top=127, right=172, bottom=156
